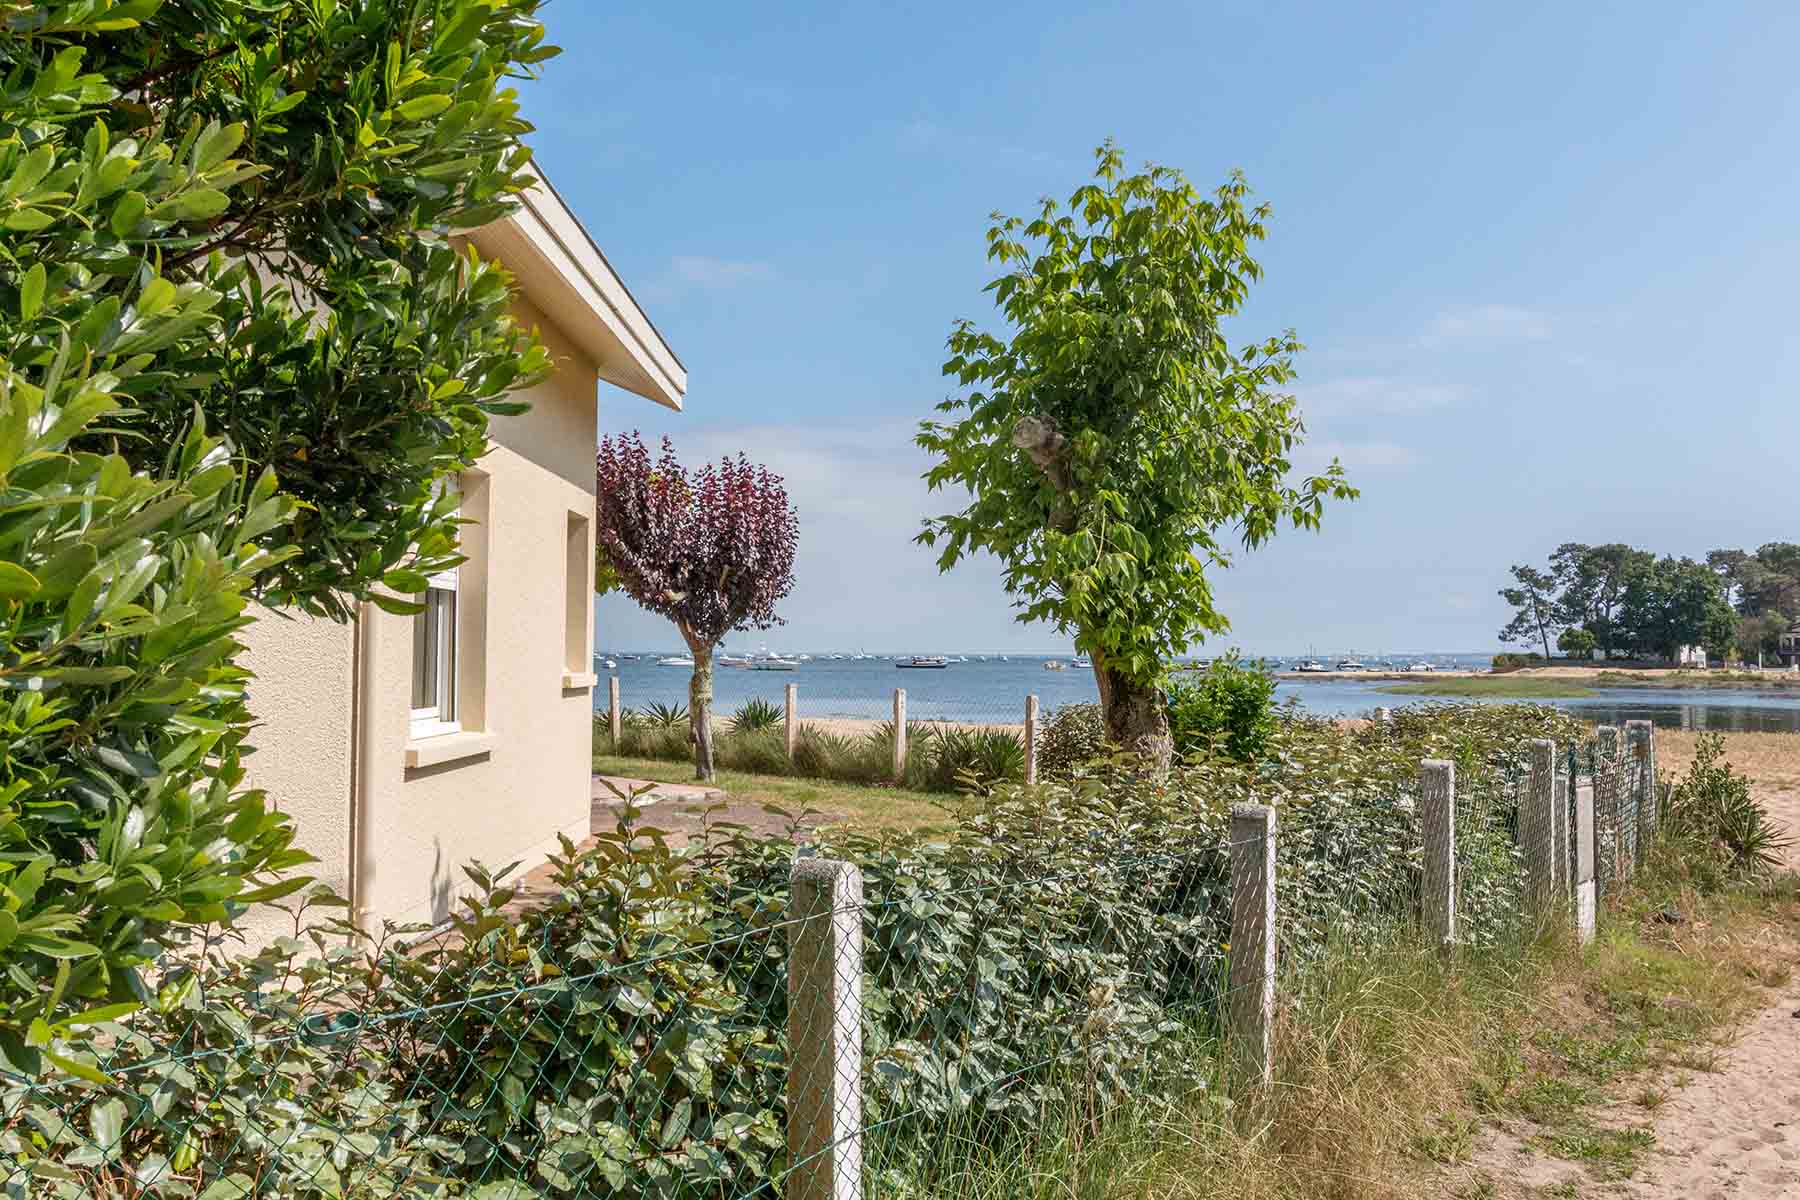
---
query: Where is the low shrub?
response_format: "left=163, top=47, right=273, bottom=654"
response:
left=791, top=724, right=855, bottom=779
left=729, top=696, right=784, bottom=734
left=1662, top=732, right=1791, bottom=880
left=1035, top=703, right=1111, bottom=780
left=16, top=703, right=1570, bottom=1197
left=923, top=726, right=1026, bottom=794
left=716, top=729, right=788, bottom=775
left=1491, top=652, right=1547, bottom=673
left=1166, top=653, right=1278, bottom=762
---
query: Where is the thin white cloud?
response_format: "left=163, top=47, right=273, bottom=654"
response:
left=638, top=256, right=777, bottom=306
left=1420, top=304, right=1551, bottom=346
left=1294, top=377, right=1466, bottom=417
left=1301, top=440, right=1420, bottom=471
left=669, top=256, right=774, bottom=289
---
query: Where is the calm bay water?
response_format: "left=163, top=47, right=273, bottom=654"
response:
left=592, top=653, right=1800, bottom=732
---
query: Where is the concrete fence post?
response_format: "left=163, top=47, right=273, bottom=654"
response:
left=786, top=683, right=799, bottom=761
left=787, top=857, right=864, bottom=1200
left=1574, top=778, right=1597, bottom=946
left=608, top=676, right=622, bottom=749
left=1420, top=759, right=1456, bottom=949
left=1555, top=767, right=1572, bottom=904
left=892, top=689, right=907, bottom=784
left=1595, top=725, right=1624, bottom=873
left=1374, top=707, right=1391, bottom=726
left=1525, top=740, right=1558, bottom=920
left=1023, top=695, right=1040, bottom=785
left=1229, top=804, right=1277, bottom=1088
left=1624, top=719, right=1656, bottom=855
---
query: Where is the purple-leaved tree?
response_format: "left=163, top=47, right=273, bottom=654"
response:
left=595, top=433, right=799, bottom=780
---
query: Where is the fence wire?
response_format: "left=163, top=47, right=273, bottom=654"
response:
left=7, top=722, right=1663, bottom=1199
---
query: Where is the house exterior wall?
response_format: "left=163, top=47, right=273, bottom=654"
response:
left=236, top=293, right=601, bottom=934
left=235, top=609, right=355, bottom=946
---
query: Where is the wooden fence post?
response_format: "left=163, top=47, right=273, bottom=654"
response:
left=786, top=683, right=799, bottom=761
left=1229, top=803, right=1277, bottom=1088
left=608, top=676, right=621, bottom=749
left=1023, top=695, right=1039, bottom=785
left=787, top=857, right=864, bottom=1200
left=892, top=688, right=907, bottom=784
left=1420, top=759, right=1455, bottom=949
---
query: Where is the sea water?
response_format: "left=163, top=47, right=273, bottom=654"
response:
left=590, top=653, right=1800, bottom=732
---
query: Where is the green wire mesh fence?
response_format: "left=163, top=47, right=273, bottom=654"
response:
left=2, top=725, right=1662, bottom=1199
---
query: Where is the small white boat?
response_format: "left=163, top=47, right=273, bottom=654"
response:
left=749, top=657, right=800, bottom=671
left=658, top=655, right=695, bottom=667
left=1407, top=661, right=1435, bottom=672
left=1336, top=658, right=1366, bottom=671
left=1042, top=660, right=1066, bottom=671
left=897, top=656, right=950, bottom=669
left=1070, top=657, right=1091, bottom=669
left=1296, top=659, right=1329, bottom=673
left=602, top=659, right=617, bottom=669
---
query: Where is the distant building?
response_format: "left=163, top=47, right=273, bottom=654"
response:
left=1781, top=621, right=1800, bottom=667
left=1676, top=644, right=1708, bottom=668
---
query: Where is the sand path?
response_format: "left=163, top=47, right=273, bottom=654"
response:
left=1609, top=985, right=1800, bottom=1199
left=1612, top=786, right=1800, bottom=1200
left=1465, top=763, right=1800, bottom=1199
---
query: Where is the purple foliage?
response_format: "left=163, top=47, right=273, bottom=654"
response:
left=595, top=433, right=799, bottom=647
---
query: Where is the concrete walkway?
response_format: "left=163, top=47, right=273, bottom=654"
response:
left=592, top=773, right=723, bottom=808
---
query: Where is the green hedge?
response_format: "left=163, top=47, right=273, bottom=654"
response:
left=598, top=711, right=1027, bottom=795
left=7, top=704, right=1586, bottom=1197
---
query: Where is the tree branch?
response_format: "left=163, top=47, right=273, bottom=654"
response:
left=1011, top=414, right=1077, bottom=531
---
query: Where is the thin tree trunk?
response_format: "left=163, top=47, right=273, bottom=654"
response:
left=686, top=636, right=716, bottom=783
left=1091, top=652, right=1173, bottom=778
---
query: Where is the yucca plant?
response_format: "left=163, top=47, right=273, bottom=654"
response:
left=639, top=702, right=691, bottom=730
left=730, top=697, right=784, bottom=734
left=1663, top=733, right=1791, bottom=877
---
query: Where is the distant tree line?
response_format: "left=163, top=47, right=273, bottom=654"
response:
left=1499, top=542, right=1798, bottom=663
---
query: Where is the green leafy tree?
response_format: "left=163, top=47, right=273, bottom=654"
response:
left=1498, top=564, right=1562, bottom=658
left=33, top=0, right=556, bottom=619
left=1549, top=542, right=1653, bottom=655
left=1557, top=627, right=1597, bottom=659
left=917, top=143, right=1354, bottom=771
left=1618, top=556, right=1737, bottom=662
left=0, top=0, right=555, bottom=1064
left=1735, top=610, right=1792, bottom=661
left=1710, top=543, right=1800, bottom=622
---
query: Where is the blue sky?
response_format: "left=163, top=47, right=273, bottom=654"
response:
left=522, top=1, right=1800, bottom=655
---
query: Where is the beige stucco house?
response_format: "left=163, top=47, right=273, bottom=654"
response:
left=238, top=165, right=683, bottom=937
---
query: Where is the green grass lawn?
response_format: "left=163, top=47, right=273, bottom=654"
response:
left=592, top=753, right=959, bottom=834
left=1379, top=677, right=1599, bottom=699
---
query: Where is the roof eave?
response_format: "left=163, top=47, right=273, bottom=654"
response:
left=469, top=162, right=686, bottom=411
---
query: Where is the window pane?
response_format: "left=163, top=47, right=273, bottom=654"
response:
left=438, top=587, right=457, bottom=721
left=412, top=592, right=439, bottom=711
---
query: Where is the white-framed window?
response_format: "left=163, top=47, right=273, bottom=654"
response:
left=410, top=480, right=461, bottom=739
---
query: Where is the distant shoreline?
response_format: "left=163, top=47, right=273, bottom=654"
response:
left=1275, top=665, right=1800, bottom=691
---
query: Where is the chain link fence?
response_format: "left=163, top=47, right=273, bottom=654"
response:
left=5, top=724, right=1663, bottom=1198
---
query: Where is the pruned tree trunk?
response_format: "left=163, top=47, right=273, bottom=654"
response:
left=686, top=635, right=717, bottom=782
left=1091, top=652, right=1173, bottom=778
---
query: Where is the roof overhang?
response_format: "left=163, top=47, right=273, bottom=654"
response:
left=468, top=163, right=686, bottom=410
